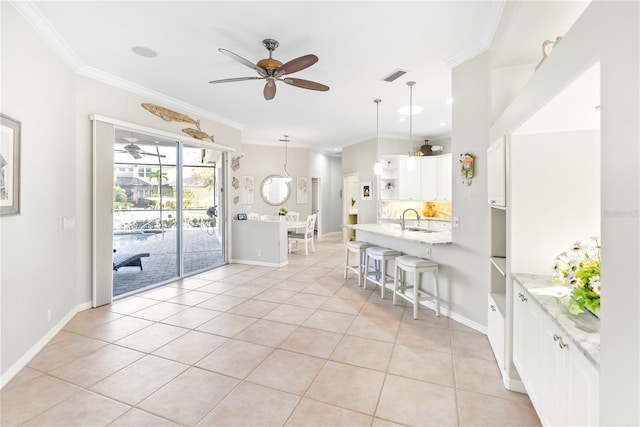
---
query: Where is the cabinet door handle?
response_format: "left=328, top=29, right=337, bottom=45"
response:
left=558, top=339, right=568, bottom=349
left=490, top=200, right=496, bottom=204
left=553, top=334, right=561, bottom=342
left=490, top=305, right=496, bottom=312
left=518, top=293, right=527, bottom=302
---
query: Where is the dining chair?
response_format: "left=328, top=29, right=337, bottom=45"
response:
left=288, top=213, right=317, bottom=256
left=285, top=211, right=299, bottom=221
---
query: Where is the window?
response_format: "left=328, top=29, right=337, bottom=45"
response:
left=138, top=167, right=153, bottom=178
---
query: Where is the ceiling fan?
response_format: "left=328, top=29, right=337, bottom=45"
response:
left=209, top=38, right=330, bottom=100
left=115, top=143, right=166, bottom=160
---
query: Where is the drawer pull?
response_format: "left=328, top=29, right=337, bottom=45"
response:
left=553, top=334, right=561, bottom=342
left=490, top=305, right=496, bottom=312
left=518, top=293, right=527, bottom=302
left=559, top=339, right=568, bottom=349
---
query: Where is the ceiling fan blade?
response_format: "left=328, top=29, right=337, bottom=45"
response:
left=264, top=79, right=276, bottom=100
left=139, top=152, right=166, bottom=158
left=208, top=76, right=263, bottom=84
left=275, top=54, right=318, bottom=77
left=131, top=152, right=143, bottom=160
left=218, top=48, right=265, bottom=76
left=282, top=77, right=329, bottom=92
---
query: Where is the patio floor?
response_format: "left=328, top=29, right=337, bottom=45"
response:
left=113, top=228, right=224, bottom=297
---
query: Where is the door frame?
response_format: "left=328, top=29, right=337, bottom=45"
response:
left=311, top=177, right=322, bottom=238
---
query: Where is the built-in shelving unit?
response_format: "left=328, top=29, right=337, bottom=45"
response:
left=490, top=256, right=507, bottom=276
left=379, top=156, right=400, bottom=201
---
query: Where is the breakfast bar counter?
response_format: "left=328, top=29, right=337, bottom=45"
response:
left=348, top=223, right=452, bottom=246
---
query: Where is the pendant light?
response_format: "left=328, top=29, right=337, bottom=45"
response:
left=279, top=135, right=293, bottom=182
left=406, top=81, right=417, bottom=171
left=373, top=99, right=383, bottom=176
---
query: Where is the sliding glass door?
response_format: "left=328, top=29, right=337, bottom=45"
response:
left=112, top=129, right=225, bottom=297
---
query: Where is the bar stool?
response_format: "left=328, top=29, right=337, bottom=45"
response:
left=363, top=246, right=402, bottom=299
left=344, top=241, right=373, bottom=287
left=393, top=255, right=440, bottom=319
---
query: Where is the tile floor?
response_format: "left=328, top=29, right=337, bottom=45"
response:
left=1, top=234, right=541, bottom=426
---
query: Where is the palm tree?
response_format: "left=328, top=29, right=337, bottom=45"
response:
left=148, top=169, right=168, bottom=197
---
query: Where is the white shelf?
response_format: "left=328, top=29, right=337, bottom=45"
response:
left=490, top=256, right=507, bottom=276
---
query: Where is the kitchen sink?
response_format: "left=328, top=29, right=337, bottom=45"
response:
left=404, top=227, right=434, bottom=233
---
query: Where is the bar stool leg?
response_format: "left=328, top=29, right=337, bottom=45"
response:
left=412, top=271, right=418, bottom=319
left=362, top=252, right=370, bottom=289
left=392, top=263, right=399, bottom=305
left=380, top=259, right=386, bottom=299
left=343, top=246, right=349, bottom=279
left=433, top=268, right=440, bottom=316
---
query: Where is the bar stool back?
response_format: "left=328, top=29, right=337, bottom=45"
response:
left=363, top=246, right=402, bottom=299
left=393, top=255, right=440, bottom=319
left=344, top=241, right=374, bottom=287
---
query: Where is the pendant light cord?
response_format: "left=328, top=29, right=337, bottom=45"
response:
left=408, top=81, right=415, bottom=156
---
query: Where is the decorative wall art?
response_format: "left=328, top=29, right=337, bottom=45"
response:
left=460, top=153, right=475, bottom=186
left=0, top=114, right=21, bottom=215
left=232, top=176, right=240, bottom=190
left=231, top=156, right=242, bottom=172
left=296, top=177, right=308, bottom=204
left=141, top=103, right=201, bottom=129
left=241, top=175, right=255, bottom=205
left=361, top=182, right=372, bottom=200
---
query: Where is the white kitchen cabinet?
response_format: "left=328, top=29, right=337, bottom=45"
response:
left=487, top=293, right=506, bottom=373
left=419, top=157, right=437, bottom=201
left=436, top=154, right=452, bottom=201
left=487, top=138, right=506, bottom=207
left=513, top=279, right=599, bottom=426
left=398, top=156, right=421, bottom=200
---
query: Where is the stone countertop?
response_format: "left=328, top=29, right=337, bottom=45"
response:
left=345, top=223, right=452, bottom=246
left=512, top=273, right=600, bottom=368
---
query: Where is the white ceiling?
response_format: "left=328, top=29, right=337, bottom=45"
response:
left=17, top=1, right=510, bottom=153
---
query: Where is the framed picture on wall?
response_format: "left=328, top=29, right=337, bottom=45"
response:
left=361, top=181, right=372, bottom=200
left=1, top=114, right=21, bottom=215
left=296, top=177, right=308, bottom=204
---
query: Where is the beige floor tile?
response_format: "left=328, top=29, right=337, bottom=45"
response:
left=130, top=301, right=189, bottom=322
left=376, top=374, right=458, bottom=426
left=306, top=361, right=385, bottom=415
left=330, top=335, right=394, bottom=371
left=196, top=280, right=238, bottom=294
left=227, top=299, right=280, bottom=318
left=395, top=322, right=452, bottom=353
left=359, top=302, right=406, bottom=321
left=2, top=367, right=42, bottom=391
left=334, top=284, right=374, bottom=301
left=198, top=382, right=299, bottom=426
left=274, top=278, right=317, bottom=291
left=320, top=296, right=366, bottom=315
left=166, top=290, right=217, bottom=306
left=286, top=292, right=330, bottom=308
left=262, top=269, right=297, bottom=281
left=195, top=339, right=273, bottom=379
left=109, top=297, right=160, bottom=315
left=388, top=344, right=455, bottom=387
left=234, top=319, right=297, bottom=347
left=115, top=323, right=188, bottom=353
left=285, top=398, right=373, bottom=427
left=90, top=355, right=188, bottom=405
left=196, top=312, right=257, bottom=337
left=213, top=273, right=254, bottom=285
left=110, top=408, right=182, bottom=426
left=153, top=330, right=228, bottom=364
left=451, top=329, right=496, bottom=361
left=168, top=277, right=212, bottom=290
left=196, top=294, right=247, bottom=311
left=139, top=286, right=189, bottom=301
left=241, top=266, right=277, bottom=277
left=138, top=367, right=239, bottom=426
left=247, top=349, right=325, bottom=395
left=450, top=318, right=483, bottom=334
left=372, top=417, right=408, bottom=427
left=27, top=333, right=107, bottom=372
left=303, top=309, right=355, bottom=334
left=454, top=356, right=532, bottom=403
left=223, top=285, right=266, bottom=298
left=63, top=307, right=123, bottom=334
left=279, top=326, right=343, bottom=358
left=160, top=306, right=222, bottom=329
left=0, top=374, right=81, bottom=426
left=347, top=316, right=400, bottom=343
left=401, top=306, right=450, bottom=329
left=264, top=304, right=316, bottom=325
left=302, top=282, right=342, bottom=297
left=49, top=344, right=144, bottom=388
left=314, top=273, right=347, bottom=286
left=22, top=390, right=129, bottom=426
left=253, top=288, right=298, bottom=303
left=82, top=316, right=154, bottom=342
left=457, top=389, right=541, bottom=426
left=243, top=275, right=281, bottom=288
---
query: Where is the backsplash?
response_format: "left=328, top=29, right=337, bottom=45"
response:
left=380, top=201, right=452, bottom=220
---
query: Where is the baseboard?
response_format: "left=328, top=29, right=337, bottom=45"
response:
left=1, top=300, right=92, bottom=389
left=230, top=258, right=288, bottom=268
left=504, top=376, right=527, bottom=393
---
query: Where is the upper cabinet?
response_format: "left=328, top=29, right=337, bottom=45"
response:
left=398, top=156, right=421, bottom=200
left=436, top=154, right=452, bottom=201
left=380, top=153, right=452, bottom=202
left=419, top=157, right=437, bottom=201
left=487, top=138, right=506, bottom=207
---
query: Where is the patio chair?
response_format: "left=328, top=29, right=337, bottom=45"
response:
left=113, top=250, right=150, bottom=271
left=288, top=213, right=317, bottom=256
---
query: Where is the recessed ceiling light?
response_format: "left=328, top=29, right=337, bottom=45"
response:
left=397, top=106, right=423, bottom=116
left=440, top=121, right=446, bottom=126
left=445, top=97, right=454, bottom=104
left=132, top=46, right=158, bottom=58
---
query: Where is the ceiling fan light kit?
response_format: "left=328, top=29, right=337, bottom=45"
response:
left=209, top=39, right=329, bottom=100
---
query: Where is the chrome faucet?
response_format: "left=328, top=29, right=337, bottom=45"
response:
left=400, top=208, right=420, bottom=230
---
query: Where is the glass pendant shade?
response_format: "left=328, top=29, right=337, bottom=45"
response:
left=373, top=161, right=383, bottom=175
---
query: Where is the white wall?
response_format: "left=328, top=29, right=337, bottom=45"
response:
left=449, top=51, right=492, bottom=325
left=1, top=3, right=78, bottom=377
left=341, top=139, right=377, bottom=224
left=309, top=151, right=342, bottom=235
left=490, top=2, right=639, bottom=424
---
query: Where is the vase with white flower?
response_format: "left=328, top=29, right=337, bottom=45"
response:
left=552, top=237, right=601, bottom=317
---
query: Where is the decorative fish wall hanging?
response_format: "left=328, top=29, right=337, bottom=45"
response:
left=141, top=103, right=201, bottom=130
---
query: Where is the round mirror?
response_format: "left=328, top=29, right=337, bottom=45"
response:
left=260, top=175, right=291, bottom=206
